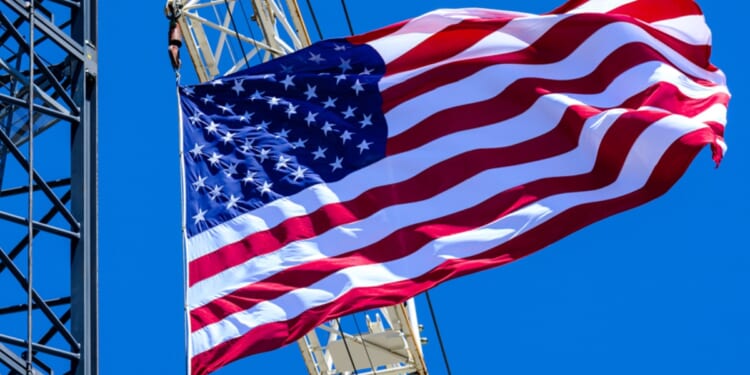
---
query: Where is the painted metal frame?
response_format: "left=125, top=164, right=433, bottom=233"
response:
left=0, top=0, right=97, bottom=374
left=297, top=303, right=428, bottom=375
left=167, top=0, right=311, bottom=82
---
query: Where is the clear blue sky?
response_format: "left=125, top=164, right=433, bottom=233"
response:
left=98, top=1, right=748, bottom=374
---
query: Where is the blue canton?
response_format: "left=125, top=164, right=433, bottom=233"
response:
left=180, top=39, right=387, bottom=236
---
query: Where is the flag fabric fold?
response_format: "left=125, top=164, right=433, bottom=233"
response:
left=178, top=0, right=729, bottom=373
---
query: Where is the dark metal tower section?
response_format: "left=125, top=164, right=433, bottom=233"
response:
left=0, top=1, right=97, bottom=374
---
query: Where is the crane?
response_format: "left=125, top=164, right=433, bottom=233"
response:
left=165, top=1, right=429, bottom=374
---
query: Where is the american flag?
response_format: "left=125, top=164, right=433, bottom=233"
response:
left=179, top=0, right=729, bottom=374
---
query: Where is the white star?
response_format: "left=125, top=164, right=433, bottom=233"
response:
left=221, top=131, right=235, bottom=144
left=304, top=111, right=318, bottom=126
left=323, top=96, right=338, bottom=109
left=258, top=181, right=273, bottom=195
left=242, top=171, right=257, bottom=185
left=232, top=79, right=245, bottom=95
left=351, top=79, right=364, bottom=95
left=192, top=175, right=207, bottom=191
left=291, top=138, right=308, bottom=149
left=330, top=157, right=343, bottom=172
left=208, top=185, right=223, bottom=200
left=189, top=143, right=204, bottom=158
left=250, top=90, right=265, bottom=101
left=188, top=112, right=202, bottom=125
left=240, top=138, right=254, bottom=153
left=280, top=64, right=294, bottom=74
left=276, top=155, right=291, bottom=170
left=218, top=103, right=236, bottom=115
left=224, top=162, right=238, bottom=177
left=208, top=152, right=223, bottom=166
left=339, top=58, right=352, bottom=72
left=359, top=114, right=373, bottom=128
left=182, top=86, right=195, bottom=96
left=281, top=74, right=296, bottom=90
left=226, top=194, right=241, bottom=210
left=267, top=96, right=281, bottom=108
left=340, top=130, right=353, bottom=144
left=206, top=121, right=220, bottom=134
left=321, top=122, right=336, bottom=135
left=342, top=106, right=356, bottom=119
left=192, top=208, right=207, bottom=225
left=360, top=67, right=374, bottom=75
left=334, top=73, right=347, bottom=85
left=334, top=44, right=347, bottom=51
left=291, top=166, right=308, bottom=182
left=275, top=128, right=291, bottom=139
left=210, top=79, right=224, bottom=86
left=304, top=84, right=318, bottom=100
left=308, top=52, right=325, bottom=64
left=312, top=146, right=327, bottom=160
left=356, top=139, right=373, bottom=154
left=285, top=103, right=299, bottom=118
left=239, top=111, right=253, bottom=123
left=258, top=148, right=271, bottom=162
left=256, top=120, right=271, bottom=131
left=201, top=94, right=214, bottom=104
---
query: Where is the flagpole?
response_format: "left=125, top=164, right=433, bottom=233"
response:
left=175, top=72, right=193, bottom=375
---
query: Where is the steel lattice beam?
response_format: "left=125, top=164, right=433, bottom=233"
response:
left=0, top=0, right=97, bottom=374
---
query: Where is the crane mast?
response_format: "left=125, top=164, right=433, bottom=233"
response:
left=166, top=1, right=429, bottom=373
left=0, top=1, right=98, bottom=375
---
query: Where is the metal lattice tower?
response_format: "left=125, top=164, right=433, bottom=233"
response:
left=167, top=1, right=428, bottom=373
left=0, top=1, right=97, bottom=374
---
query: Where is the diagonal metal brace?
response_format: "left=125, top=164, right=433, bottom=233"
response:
left=0, top=333, right=80, bottom=361
left=0, top=247, right=80, bottom=350
left=0, top=92, right=80, bottom=124
left=0, top=127, right=80, bottom=232
left=0, top=209, right=80, bottom=239
left=0, top=11, right=80, bottom=115
left=0, top=342, right=38, bottom=375
left=0, top=190, right=71, bottom=275
left=0, top=0, right=84, bottom=59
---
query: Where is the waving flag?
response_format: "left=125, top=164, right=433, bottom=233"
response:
left=179, top=0, right=729, bottom=373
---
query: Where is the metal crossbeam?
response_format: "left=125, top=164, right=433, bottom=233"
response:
left=0, top=1, right=98, bottom=374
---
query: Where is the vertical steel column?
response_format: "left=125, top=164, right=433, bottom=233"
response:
left=70, top=0, right=98, bottom=374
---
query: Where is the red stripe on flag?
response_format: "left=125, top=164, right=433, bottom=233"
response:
left=548, top=0, right=702, bottom=23
left=385, top=18, right=513, bottom=76
left=610, top=0, right=702, bottom=23
left=621, top=81, right=729, bottom=117
left=547, top=0, right=589, bottom=14
left=346, top=19, right=409, bottom=44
